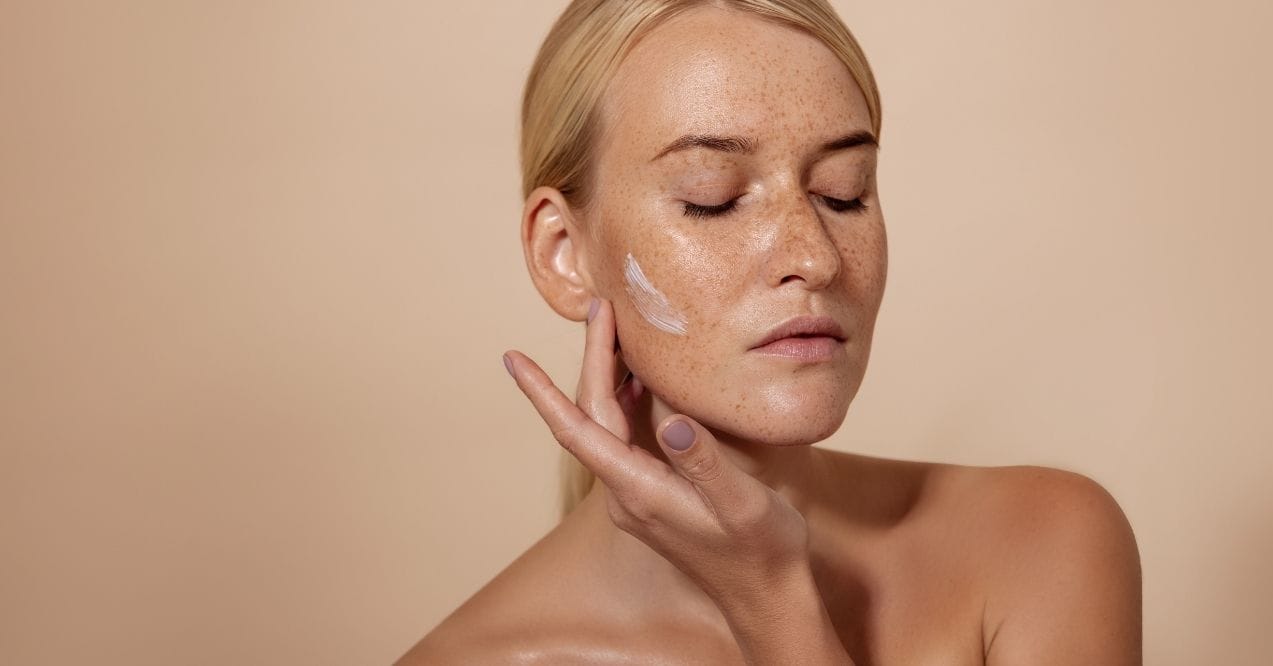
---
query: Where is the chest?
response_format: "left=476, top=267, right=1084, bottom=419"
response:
left=810, top=542, right=988, bottom=666
left=607, top=564, right=987, bottom=666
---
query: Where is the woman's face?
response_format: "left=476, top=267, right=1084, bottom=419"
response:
left=585, top=6, right=886, bottom=446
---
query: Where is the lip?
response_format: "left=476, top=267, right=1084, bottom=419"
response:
left=749, top=315, right=847, bottom=354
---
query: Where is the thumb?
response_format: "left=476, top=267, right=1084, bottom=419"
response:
left=657, top=416, right=739, bottom=502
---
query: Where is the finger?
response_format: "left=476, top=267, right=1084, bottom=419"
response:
left=615, top=371, right=644, bottom=415
left=504, top=349, right=654, bottom=495
left=656, top=415, right=747, bottom=515
left=612, top=349, right=639, bottom=412
left=575, top=298, right=629, bottom=439
left=615, top=348, right=631, bottom=385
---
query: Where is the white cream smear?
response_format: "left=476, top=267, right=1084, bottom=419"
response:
left=623, top=252, right=688, bottom=336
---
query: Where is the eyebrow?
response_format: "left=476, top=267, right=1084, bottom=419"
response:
left=650, top=129, right=878, bottom=162
left=821, top=130, right=879, bottom=153
left=651, top=134, right=756, bottom=161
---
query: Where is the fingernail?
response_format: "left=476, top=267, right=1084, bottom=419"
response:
left=663, top=420, right=695, bottom=451
left=587, top=298, right=599, bottom=323
left=502, top=353, right=514, bottom=377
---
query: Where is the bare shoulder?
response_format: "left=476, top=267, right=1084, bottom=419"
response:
left=397, top=586, right=728, bottom=666
left=393, top=590, right=537, bottom=665
left=929, top=463, right=1141, bottom=583
left=940, top=464, right=1143, bottom=665
left=393, top=530, right=588, bottom=665
left=938, top=463, right=1137, bottom=534
left=395, top=615, right=596, bottom=666
left=823, top=453, right=1138, bottom=572
left=393, top=518, right=731, bottom=665
left=392, top=577, right=529, bottom=665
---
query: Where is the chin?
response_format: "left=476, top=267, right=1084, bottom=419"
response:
left=703, top=392, right=852, bottom=448
left=767, top=404, right=849, bottom=446
left=632, top=348, right=863, bottom=446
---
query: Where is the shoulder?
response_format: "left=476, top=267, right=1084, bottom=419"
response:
left=393, top=519, right=684, bottom=665
left=393, top=623, right=513, bottom=665
left=394, top=515, right=738, bottom=665
left=398, top=620, right=725, bottom=666
left=394, top=537, right=594, bottom=665
left=392, top=584, right=521, bottom=664
left=395, top=616, right=592, bottom=666
left=937, top=464, right=1141, bottom=587
left=951, top=464, right=1142, bottom=664
left=393, top=579, right=592, bottom=665
left=396, top=593, right=722, bottom=666
left=965, top=464, right=1140, bottom=563
left=833, top=456, right=1138, bottom=572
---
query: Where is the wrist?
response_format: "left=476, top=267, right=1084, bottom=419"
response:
left=713, top=563, right=856, bottom=666
left=712, top=559, right=817, bottom=619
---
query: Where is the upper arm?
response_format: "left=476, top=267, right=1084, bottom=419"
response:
left=983, top=466, right=1142, bottom=665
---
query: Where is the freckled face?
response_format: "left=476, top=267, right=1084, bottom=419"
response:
left=588, top=7, right=887, bottom=446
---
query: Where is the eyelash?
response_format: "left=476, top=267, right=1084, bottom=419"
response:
left=682, top=195, right=868, bottom=219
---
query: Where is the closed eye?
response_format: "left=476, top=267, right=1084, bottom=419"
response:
left=682, top=199, right=738, bottom=219
left=681, top=194, right=869, bottom=219
left=823, top=195, right=868, bottom=213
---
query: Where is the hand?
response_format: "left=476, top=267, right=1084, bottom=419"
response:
left=501, top=298, right=812, bottom=604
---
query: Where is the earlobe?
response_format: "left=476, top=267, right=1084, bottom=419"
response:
left=521, top=187, right=594, bottom=322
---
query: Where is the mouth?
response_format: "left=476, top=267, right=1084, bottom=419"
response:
left=749, top=315, right=847, bottom=361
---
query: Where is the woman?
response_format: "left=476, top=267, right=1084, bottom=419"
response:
left=402, top=0, right=1141, bottom=663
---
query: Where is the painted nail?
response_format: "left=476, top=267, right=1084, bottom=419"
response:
left=663, top=420, right=695, bottom=451
left=502, top=353, right=514, bottom=377
left=587, top=298, right=599, bottom=323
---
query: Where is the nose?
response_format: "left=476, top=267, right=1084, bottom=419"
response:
left=763, top=194, right=842, bottom=291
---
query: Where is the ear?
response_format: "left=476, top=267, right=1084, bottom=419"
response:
left=521, top=186, right=595, bottom=322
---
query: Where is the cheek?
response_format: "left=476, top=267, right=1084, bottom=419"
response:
left=615, top=231, right=746, bottom=338
left=601, top=211, right=885, bottom=443
left=841, top=217, right=888, bottom=308
left=622, top=252, right=687, bottom=335
left=610, top=243, right=742, bottom=410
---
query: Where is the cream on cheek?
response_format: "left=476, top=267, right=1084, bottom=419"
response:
left=623, top=252, right=688, bottom=336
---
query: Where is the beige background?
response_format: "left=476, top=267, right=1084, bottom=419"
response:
left=2, top=1, right=1270, bottom=663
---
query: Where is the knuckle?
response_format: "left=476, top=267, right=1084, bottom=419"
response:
left=605, top=499, right=636, bottom=531
left=680, top=452, right=725, bottom=484
left=625, top=497, right=657, bottom=524
left=549, top=419, right=583, bottom=450
left=610, top=488, right=660, bottom=526
left=722, top=494, right=776, bottom=536
left=576, top=397, right=602, bottom=419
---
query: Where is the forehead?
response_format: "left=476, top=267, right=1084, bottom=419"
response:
left=598, top=6, right=871, bottom=156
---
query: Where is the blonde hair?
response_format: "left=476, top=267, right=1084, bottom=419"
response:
left=520, top=0, right=883, bottom=520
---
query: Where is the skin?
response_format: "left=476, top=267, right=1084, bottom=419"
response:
left=401, top=6, right=1141, bottom=665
